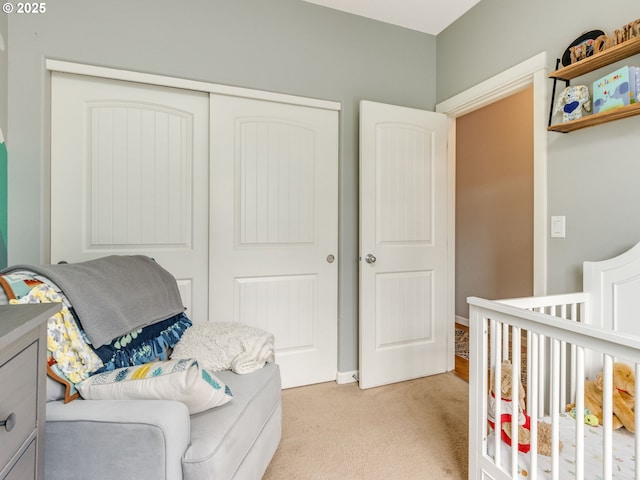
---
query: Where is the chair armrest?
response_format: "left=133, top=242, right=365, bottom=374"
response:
left=45, top=399, right=190, bottom=480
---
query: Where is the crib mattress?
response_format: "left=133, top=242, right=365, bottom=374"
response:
left=488, top=413, right=636, bottom=479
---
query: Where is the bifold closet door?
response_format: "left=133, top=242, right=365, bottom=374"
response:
left=209, top=94, right=338, bottom=389
left=50, top=72, right=210, bottom=321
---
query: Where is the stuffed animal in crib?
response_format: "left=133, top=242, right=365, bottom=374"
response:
left=554, top=85, right=591, bottom=123
left=566, top=362, right=635, bottom=432
left=488, top=361, right=560, bottom=457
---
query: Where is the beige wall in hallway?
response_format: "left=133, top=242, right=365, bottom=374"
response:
left=455, top=86, right=533, bottom=318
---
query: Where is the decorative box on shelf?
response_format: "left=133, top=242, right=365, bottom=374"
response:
left=592, top=65, right=640, bottom=114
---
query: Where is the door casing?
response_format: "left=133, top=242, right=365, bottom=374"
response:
left=436, top=53, right=548, bottom=371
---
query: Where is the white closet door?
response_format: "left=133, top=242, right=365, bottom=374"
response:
left=50, top=72, right=210, bottom=322
left=210, top=94, right=338, bottom=388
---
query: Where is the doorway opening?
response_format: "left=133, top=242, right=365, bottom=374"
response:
left=436, top=52, right=548, bottom=374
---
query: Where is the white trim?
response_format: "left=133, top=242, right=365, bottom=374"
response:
left=0, top=128, right=4, bottom=143
left=455, top=315, right=469, bottom=327
left=436, top=51, right=548, bottom=298
left=436, top=52, right=547, bottom=117
left=336, top=370, right=359, bottom=384
left=446, top=116, right=457, bottom=373
left=45, top=59, right=342, bottom=112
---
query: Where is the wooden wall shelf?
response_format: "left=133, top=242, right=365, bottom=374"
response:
left=548, top=102, right=640, bottom=133
left=549, top=36, right=640, bottom=81
left=548, top=36, right=640, bottom=132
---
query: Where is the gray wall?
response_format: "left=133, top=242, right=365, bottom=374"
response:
left=0, top=13, right=6, bottom=136
left=0, top=12, right=6, bottom=270
left=6, top=0, right=437, bottom=373
left=438, top=0, right=640, bottom=294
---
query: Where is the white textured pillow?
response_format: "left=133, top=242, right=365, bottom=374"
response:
left=76, top=358, right=233, bottom=414
left=171, top=322, right=275, bottom=374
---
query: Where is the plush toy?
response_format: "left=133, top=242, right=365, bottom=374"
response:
left=566, top=362, right=636, bottom=432
left=567, top=406, right=599, bottom=426
left=554, top=85, right=591, bottom=123
left=488, top=361, right=560, bottom=457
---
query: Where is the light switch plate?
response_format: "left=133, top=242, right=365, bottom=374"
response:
left=551, top=216, right=565, bottom=238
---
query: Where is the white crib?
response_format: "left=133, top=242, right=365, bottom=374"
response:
left=468, top=242, right=640, bottom=480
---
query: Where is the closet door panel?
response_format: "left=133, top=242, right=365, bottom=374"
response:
left=210, top=94, right=338, bottom=388
left=50, top=72, right=209, bottom=321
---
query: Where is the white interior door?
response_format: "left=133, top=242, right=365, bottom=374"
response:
left=210, top=94, right=338, bottom=389
left=50, top=72, right=210, bottom=321
left=359, top=100, right=449, bottom=389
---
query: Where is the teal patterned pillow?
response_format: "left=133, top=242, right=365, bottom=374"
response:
left=76, top=358, right=233, bottom=414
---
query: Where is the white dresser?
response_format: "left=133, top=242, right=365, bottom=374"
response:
left=0, top=304, right=59, bottom=480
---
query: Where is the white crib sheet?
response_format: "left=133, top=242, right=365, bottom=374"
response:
left=488, top=413, right=636, bottom=479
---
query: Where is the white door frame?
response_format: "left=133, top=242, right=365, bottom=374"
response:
left=436, top=52, right=548, bottom=370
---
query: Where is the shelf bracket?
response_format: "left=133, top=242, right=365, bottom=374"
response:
left=548, top=58, right=570, bottom=128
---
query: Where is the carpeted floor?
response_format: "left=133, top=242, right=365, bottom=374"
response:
left=263, top=372, right=469, bottom=480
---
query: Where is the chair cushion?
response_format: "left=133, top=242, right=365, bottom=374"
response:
left=182, top=363, right=282, bottom=479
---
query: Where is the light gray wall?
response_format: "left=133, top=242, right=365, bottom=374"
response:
left=0, top=12, right=6, bottom=135
left=1, top=13, right=7, bottom=270
left=6, top=0, right=437, bottom=373
left=438, top=0, right=640, bottom=294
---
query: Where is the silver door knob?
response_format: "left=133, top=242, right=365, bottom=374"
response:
left=365, top=254, right=376, bottom=264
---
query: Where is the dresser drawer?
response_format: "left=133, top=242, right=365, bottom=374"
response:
left=3, top=439, right=36, bottom=480
left=0, top=343, right=38, bottom=470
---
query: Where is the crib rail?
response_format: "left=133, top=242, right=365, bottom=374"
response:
left=498, top=292, right=589, bottom=321
left=468, top=296, right=640, bottom=480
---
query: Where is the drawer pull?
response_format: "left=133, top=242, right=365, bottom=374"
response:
left=0, top=412, right=16, bottom=432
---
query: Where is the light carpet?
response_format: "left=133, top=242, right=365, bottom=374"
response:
left=263, top=372, right=468, bottom=480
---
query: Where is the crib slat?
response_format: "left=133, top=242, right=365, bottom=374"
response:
left=492, top=320, right=503, bottom=467
left=551, top=338, right=560, bottom=480
left=511, top=327, right=521, bottom=480
left=474, top=312, right=490, bottom=476
left=538, top=334, right=546, bottom=418
left=526, top=330, right=532, bottom=411
left=529, top=333, right=539, bottom=480
left=502, top=323, right=509, bottom=362
left=603, top=356, right=613, bottom=480
left=575, top=347, right=585, bottom=480
left=560, top=339, right=567, bottom=409
left=636, top=363, right=640, bottom=480
left=570, top=343, right=577, bottom=404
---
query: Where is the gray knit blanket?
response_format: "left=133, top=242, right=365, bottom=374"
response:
left=2, top=255, right=185, bottom=347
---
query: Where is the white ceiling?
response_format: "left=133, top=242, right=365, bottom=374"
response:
left=302, top=0, right=482, bottom=35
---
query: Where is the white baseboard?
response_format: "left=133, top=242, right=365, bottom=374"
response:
left=455, top=315, right=469, bottom=327
left=336, top=370, right=358, bottom=384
